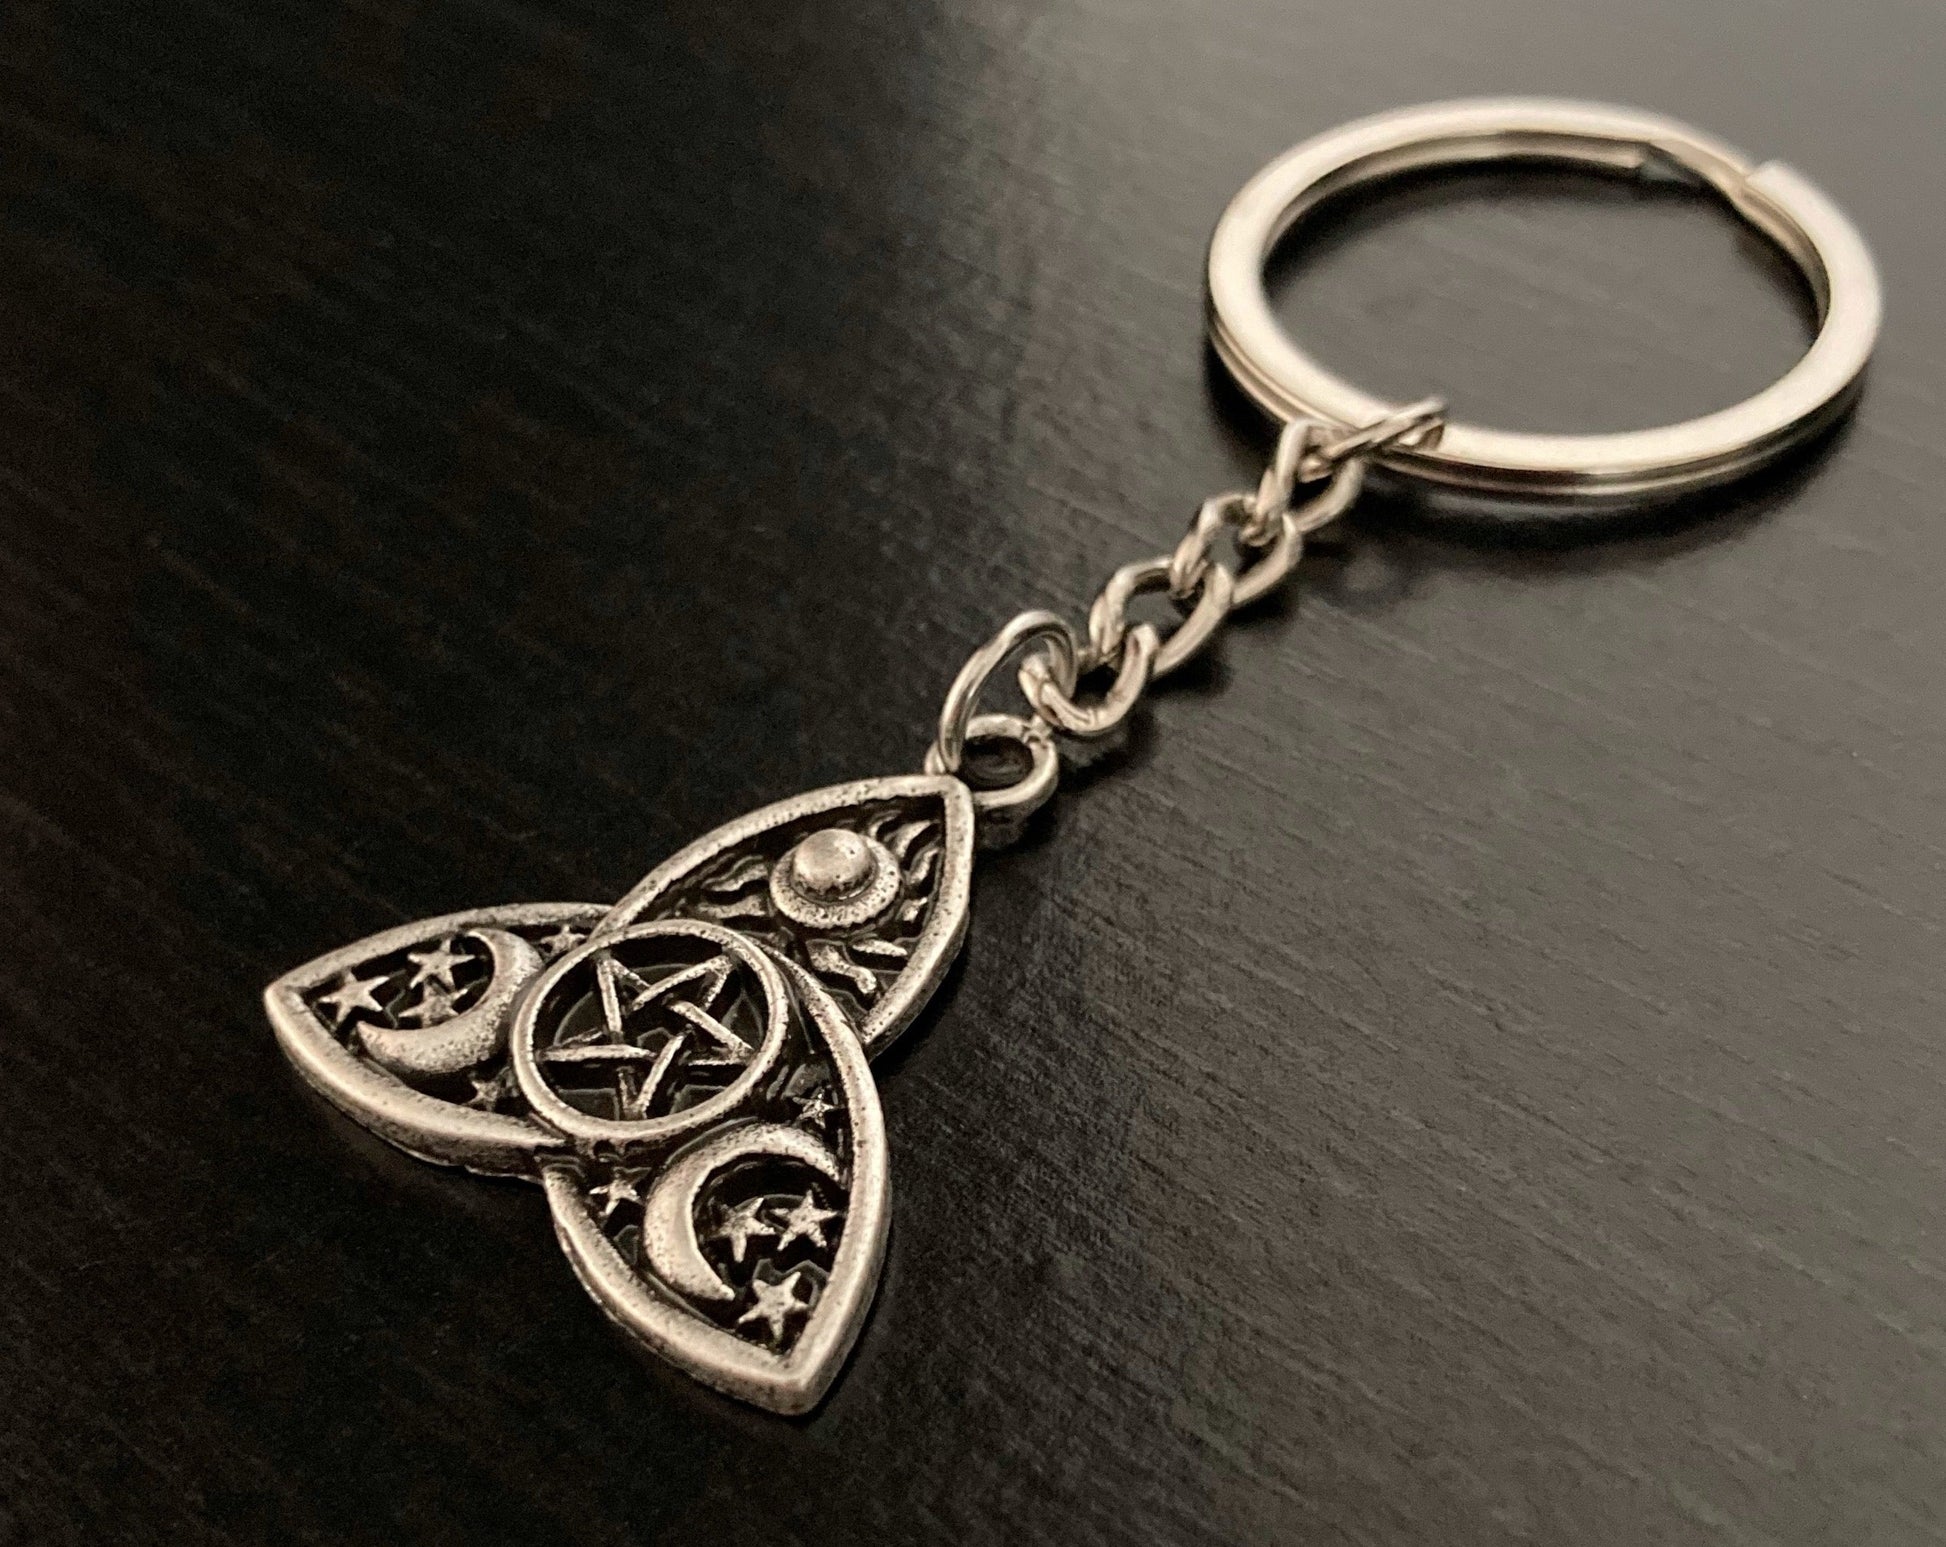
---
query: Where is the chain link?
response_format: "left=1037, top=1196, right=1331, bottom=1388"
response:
left=927, top=403, right=1445, bottom=815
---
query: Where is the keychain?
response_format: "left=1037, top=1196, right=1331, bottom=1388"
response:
left=265, top=99, right=1880, bottom=1414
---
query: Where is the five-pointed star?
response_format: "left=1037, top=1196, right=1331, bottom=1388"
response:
left=736, top=1270, right=812, bottom=1346
left=538, top=924, right=584, bottom=960
left=317, top=970, right=388, bottom=1025
left=774, top=1193, right=838, bottom=1252
left=566, top=952, right=749, bottom=1064
left=589, top=1168, right=649, bottom=1221
left=713, top=1195, right=779, bottom=1263
left=795, top=1086, right=839, bottom=1127
left=408, top=937, right=469, bottom=988
left=465, top=1066, right=516, bottom=1111
left=401, top=984, right=461, bottom=1024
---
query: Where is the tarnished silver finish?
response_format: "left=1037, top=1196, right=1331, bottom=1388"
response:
left=270, top=98, right=1880, bottom=1420
left=264, top=902, right=607, bottom=1176
left=770, top=829, right=899, bottom=929
left=600, top=774, right=975, bottom=1056
left=511, top=919, right=794, bottom=1150
left=533, top=935, right=889, bottom=1415
left=922, top=712, right=1059, bottom=819
left=266, top=778, right=968, bottom=1413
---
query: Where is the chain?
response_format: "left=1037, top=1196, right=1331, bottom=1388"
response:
left=925, top=401, right=1446, bottom=816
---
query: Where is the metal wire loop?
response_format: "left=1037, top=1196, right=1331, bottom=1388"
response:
left=1167, top=492, right=1253, bottom=600
left=1297, top=397, right=1446, bottom=481
left=1208, top=100, right=1880, bottom=499
left=922, top=712, right=1059, bottom=818
left=1231, top=456, right=1365, bottom=607
left=1246, top=417, right=1325, bottom=544
left=931, top=609, right=1079, bottom=776
left=1085, top=556, right=1224, bottom=679
left=1086, top=555, right=1236, bottom=681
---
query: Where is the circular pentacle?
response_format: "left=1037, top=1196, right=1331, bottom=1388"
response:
left=767, top=827, right=901, bottom=931
left=509, top=919, right=790, bottom=1148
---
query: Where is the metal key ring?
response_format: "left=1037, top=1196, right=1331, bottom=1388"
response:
left=1206, top=98, right=1882, bottom=501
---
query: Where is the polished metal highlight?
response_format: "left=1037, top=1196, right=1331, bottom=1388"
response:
left=269, top=98, right=1879, bottom=1415
left=1206, top=98, right=1881, bottom=498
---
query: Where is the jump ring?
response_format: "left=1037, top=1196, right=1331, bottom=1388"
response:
left=922, top=712, right=1059, bottom=819
left=1020, top=623, right=1159, bottom=739
left=931, top=609, right=1080, bottom=775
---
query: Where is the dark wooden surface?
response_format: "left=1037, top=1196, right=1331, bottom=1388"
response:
left=4, top=1, right=1945, bottom=1542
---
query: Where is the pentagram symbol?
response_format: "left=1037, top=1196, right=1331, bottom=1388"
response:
left=267, top=776, right=974, bottom=1410
left=510, top=919, right=793, bottom=1148
left=536, top=949, right=752, bottom=1122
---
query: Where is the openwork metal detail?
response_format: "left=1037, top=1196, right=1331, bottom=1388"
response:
left=537, top=945, right=886, bottom=1412
left=599, top=775, right=975, bottom=1057
left=265, top=778, right=961, bottom=1412
left=266, top=903, right=606, bottom=1176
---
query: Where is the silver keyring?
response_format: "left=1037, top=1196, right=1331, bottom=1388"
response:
left=1206, top=98, right=1882, bottom=501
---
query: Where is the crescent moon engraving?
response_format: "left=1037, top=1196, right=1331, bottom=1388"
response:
left=637, top=1121, right=843, bottom=1304
left=357, top=928, right=542, bottom=1080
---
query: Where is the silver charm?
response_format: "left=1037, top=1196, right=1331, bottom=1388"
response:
left=269, top=100, right=1880, bottom=1414
left=266, top=777, right=970, bottom=1412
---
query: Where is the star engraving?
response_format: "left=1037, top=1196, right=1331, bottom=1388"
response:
left=317, top=970, right=388, bottom=1026
left=736, top=1269, right=812, bottom=1346
left=714, top=1196, right=779, bottom=1264
left=465, top=1065, right=517, bottom=1111
left=589, top=1168, right=650, bottom=1222
left=407, top=937, right=469, bottom=988
left=540, top=950, right=751, bottom=1120
left=795, top=1086, right=839, bottom=1128
left=774, top=1193, right=838, bottom=1252
left=537, top=923, right=585, bottom=960
left=400, top=984, right=461, bottom=1025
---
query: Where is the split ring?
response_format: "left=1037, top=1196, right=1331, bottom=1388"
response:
left=1206, top=98, right=1881, bottom=500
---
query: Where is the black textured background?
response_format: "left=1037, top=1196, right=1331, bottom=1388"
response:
left=4, top=1, right=1945, bottom=1543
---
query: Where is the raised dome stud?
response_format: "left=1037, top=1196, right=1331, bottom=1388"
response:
left=787, top=829, right=875, bottom=899
left=770, top=827, right=901, bottom=930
